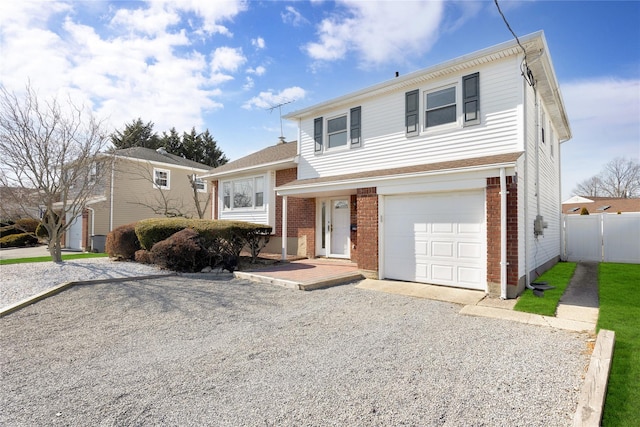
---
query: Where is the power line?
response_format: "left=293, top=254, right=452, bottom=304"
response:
left=494, top=0, right=535, bottom=87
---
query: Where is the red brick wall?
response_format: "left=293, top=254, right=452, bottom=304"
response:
left=350, top=194, right=358, bottom=263
left=486, top=176, right=518, bottom=287
left=276, top=168, right=315, bottom=258
left=356, top=187, right=378, bottom=272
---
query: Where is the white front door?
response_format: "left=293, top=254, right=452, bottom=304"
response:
left=317, top=198, right=351, bottom=258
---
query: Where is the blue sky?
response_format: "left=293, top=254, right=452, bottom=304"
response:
left=1, top=1, right=638, bottom=199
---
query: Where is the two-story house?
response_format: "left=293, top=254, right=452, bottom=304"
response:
left=205, top=31, right=571, bottom=298
left=66, top=146, right=212, bottom=251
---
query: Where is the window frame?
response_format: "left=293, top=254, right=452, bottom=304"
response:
left=153, top=168, right=170, bottom=190
left=425, top=85, right=457, bottom=129
left=220, top=175, right=266, bottom=211
left=192, top=175, right=207, bottom=193
left=313, top=106, right=362, bottom=154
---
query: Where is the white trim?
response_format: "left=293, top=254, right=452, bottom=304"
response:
left=200, top=158, right=297, bottom=179
left=116, top=155, right=209, bottom=173
left=153, top=167, right=170, bottom=190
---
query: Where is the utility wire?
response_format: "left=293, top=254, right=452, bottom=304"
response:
left=494, top=0, right=535, bottom=87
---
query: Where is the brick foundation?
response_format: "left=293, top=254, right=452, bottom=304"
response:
left=486, top=176, right=518, bottom=296
left=276, top=168, right=315, bottom=259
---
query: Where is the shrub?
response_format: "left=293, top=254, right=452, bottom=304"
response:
left=580, top=207, right=590, bottom=215
left=134, top=249, right=153, bottom=264
left=14, top=218, right=40, bottom=233
left=150, top=228, right=209, bottom=272
left=0, top=232, right=39, bottom=248
left=106, top=223, right=140, bottom=260
left=0, top=225, right=21, bottom=238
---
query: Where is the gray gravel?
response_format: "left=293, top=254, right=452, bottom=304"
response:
left=0, top=275, right=590, bottom=426
left=0, top=258, right=167, bottom=309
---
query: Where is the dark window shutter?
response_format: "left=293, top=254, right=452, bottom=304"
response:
left=405, top=90, right=419, bottom=135
left=350, top=106, right=361, bottom=146
left=463, top=72, right=480, bottom=126
left=314, top=117, right=323, bottom=152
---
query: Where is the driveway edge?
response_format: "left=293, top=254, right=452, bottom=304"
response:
left=573, top=329, right=615, bottom=427
left=0, top=273, right=176, bottom=318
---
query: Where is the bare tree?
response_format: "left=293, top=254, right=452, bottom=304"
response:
left=0, top=84, right=110, bottom=262
left=573, top=157, right=640, bottom=198
left=188, top=174, right=211, bottom=219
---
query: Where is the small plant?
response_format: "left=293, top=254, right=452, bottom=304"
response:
left=580, top=207, right=590, bottom=215
left=105, top=222, right=140, bottom=260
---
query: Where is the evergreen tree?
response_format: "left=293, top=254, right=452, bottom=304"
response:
left=111, top=118, right=161, bottom=149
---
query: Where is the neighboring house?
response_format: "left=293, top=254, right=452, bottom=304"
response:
left=206, top=31, right=571, bottom=299
left=562, top=195, right=640, bottom=215
left=200, top=140, right=299, bottom=255
left=66, top=147, right=212, bottom=251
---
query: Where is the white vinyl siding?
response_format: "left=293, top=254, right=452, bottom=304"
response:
left=297, top=57, right=521, bottom=180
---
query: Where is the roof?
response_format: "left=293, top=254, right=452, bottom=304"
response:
left=277, top=152, right=523, bottom=196
left=114, top=147, right=210, bottom=170
left=562, top=197, right=640, bottom=214
left=201, top=141, right=297, bottom=178
left=284, top=31, right=570, bottom=143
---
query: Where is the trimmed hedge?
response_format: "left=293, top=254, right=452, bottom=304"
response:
left=106, top=222, right=141, bottom=260
left=0, top=233, right=39, bottom=248
left=14, top=218, right=39, bottom=233
left=150, top=228, right=209, bottom=272
left=0, top=225, right=21, bottom=238
left=135, top=218, right=271, bottom=258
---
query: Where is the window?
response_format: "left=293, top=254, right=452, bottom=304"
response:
left=192, top=175, right=207, bottom=193
left=327, top=115, right=347, bottom=148
left=463, top=72, right=480, bottom=126
left=153, top=168, right=170, bottom=189
left=405, top=89, right=419, bottom=135
left=426, top=86, right=456, bottom=128
left=222, top=176, right=265, bottom=210
left=88, top=162, right=101, bottom=183
left=314, top=106, right=363, bottom=153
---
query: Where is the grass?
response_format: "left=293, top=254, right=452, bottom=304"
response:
left=513, top=262, right=577, bottom=316
left=597, top=263, right=640, bottom=427
left=0, top=252, right=109, bottom=265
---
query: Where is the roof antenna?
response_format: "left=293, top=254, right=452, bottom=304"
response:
left=267, top=99, right=294, bottom=144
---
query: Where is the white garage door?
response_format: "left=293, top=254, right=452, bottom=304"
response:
left=383, top=190, right=486, bottom=290
left=66, top=213, right=83, bottom=250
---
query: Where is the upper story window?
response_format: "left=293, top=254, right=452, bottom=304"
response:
left=314, top=106, right=362, bottom=153
left=153, top=168, right=170, bottom=190
left=406, top=72, right=480, bottom=135
left=191, top=175, right=207, bottom=193
left=222, top=176, right=265, bottom=211
left=540, top=108, right=546, bottom=144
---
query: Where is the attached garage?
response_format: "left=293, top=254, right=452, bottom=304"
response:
left=382, top=190, right=486, bottom=290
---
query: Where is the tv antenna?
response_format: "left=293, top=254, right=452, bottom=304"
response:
left=267, top=99, right=294, bottom=143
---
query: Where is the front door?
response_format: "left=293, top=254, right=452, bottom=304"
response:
left=317, top=198, right=351, bottom=258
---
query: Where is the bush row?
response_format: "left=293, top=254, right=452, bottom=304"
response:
left=0, top=233, right=39, bottom=248
left=105, top=218, right=272, bottom=272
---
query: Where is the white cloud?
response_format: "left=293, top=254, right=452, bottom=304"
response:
left=242, top=86, right=306, bottom=110
left=247, top=66, right=266, bottom=76
left=304, top=0, right=444, bottom=66
left=560, top=77, right=640, bottom=197
left=251, top=36, right=265, bottom=49
left=0, top=1, right=247, bottom=136
left=154, top=0, right=248, bottom=36
left=281, top=6, right=309, bottom=26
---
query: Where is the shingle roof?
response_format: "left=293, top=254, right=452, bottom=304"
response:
left=277, top=152, right=523, bottom=191
left=562, top=197, right=640, bottom=214
left=205, top=141, right=297, bottom=176
left=115, top=147, right=210, bottom=170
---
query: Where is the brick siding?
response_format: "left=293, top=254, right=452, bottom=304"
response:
left=356, top=187, right=378, bottom=272
left=486, top=176, right=518, bottom=287
left=276, top=168, right=315, bottom=259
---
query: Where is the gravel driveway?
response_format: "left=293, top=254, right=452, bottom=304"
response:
left=1, top=276, right=589, bottom=426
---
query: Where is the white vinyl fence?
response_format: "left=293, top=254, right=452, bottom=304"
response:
left=563, top=213, right=640, bottom=263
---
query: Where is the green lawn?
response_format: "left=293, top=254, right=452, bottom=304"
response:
left=598, top=263, right=640, bottom=427
left=513, top=262, right=577, bottom=316
left=0, top=252, right=108, bottom=265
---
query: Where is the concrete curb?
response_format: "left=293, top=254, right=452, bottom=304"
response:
left=0, top=273, right=176, bottom=318
left=235, top=271, right=364, bottom=291
left=573, top=329, right=615, bottom=427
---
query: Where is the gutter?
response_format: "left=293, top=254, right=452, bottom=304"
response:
left=500, top=167, right=508, bottom=299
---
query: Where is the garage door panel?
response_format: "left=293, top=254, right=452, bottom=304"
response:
left=384, top=191, right=486, bottom=290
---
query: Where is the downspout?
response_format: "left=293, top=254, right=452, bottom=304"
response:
left=86, top=206, right=95, bottom=251
left=500, top=167, right=508, bottom=299
left=109, top=157, right=115, bottom=232
left=525, top=74, right=540, bottom=291
left=281, top=195, right=288, bottom=261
